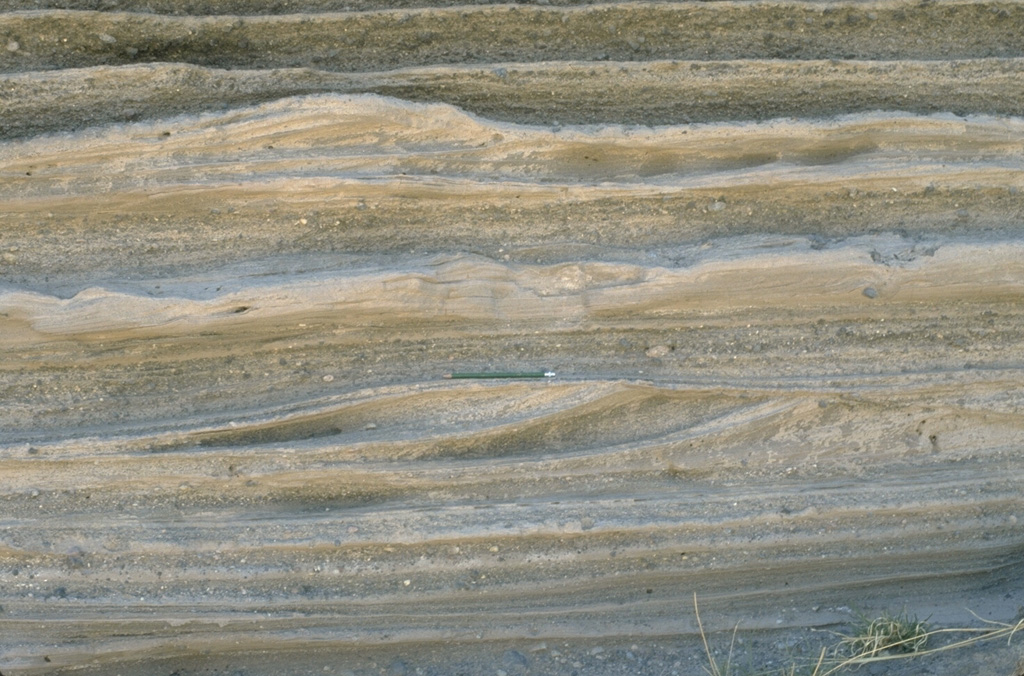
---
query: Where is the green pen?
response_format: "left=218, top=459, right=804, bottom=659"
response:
left=443, top=371, right=555, bottom=379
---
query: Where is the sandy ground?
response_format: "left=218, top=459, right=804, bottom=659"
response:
left=2, top=2, right=1024, bottom=675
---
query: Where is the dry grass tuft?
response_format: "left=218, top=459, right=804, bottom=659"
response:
left=693, top=594, right=1024, bottom=676
left=839, top=609, right=930, bottom=657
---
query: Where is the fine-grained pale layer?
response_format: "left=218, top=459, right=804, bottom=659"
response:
left=2, top=243, right=1024, bottom=341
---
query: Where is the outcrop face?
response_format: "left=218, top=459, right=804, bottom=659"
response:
left=1, top=2, right=1023, bottom=675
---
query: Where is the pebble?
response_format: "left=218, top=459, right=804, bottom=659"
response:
left=322, top=374, right=334, bottom=382
left=99, top=33, right=117, bottom=44
left=645, top=344, right=673, bottom=358
left=6, top=40, right=18, bottom=52
left=502, top=649, right=529, bottom=669
left=386, top=659, right=409, bottom=676
left=862, top=286, right=878, bottom=299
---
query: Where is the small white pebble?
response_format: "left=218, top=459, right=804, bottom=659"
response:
left=645, top=344, right=673, bottom=358
left=6, top=40, right=19, bottom=52
left=322, top=374, right=334, bottom=382
left=403, top=579, right=411, bottom=586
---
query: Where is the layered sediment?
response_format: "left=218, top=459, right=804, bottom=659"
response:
left=1, top=2, right=1023, bottom=675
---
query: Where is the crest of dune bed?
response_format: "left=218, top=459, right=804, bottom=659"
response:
left=1, top=1, right=1023, bottom=675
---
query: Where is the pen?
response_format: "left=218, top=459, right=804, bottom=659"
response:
left=443, top=371, right=556, bottom=379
